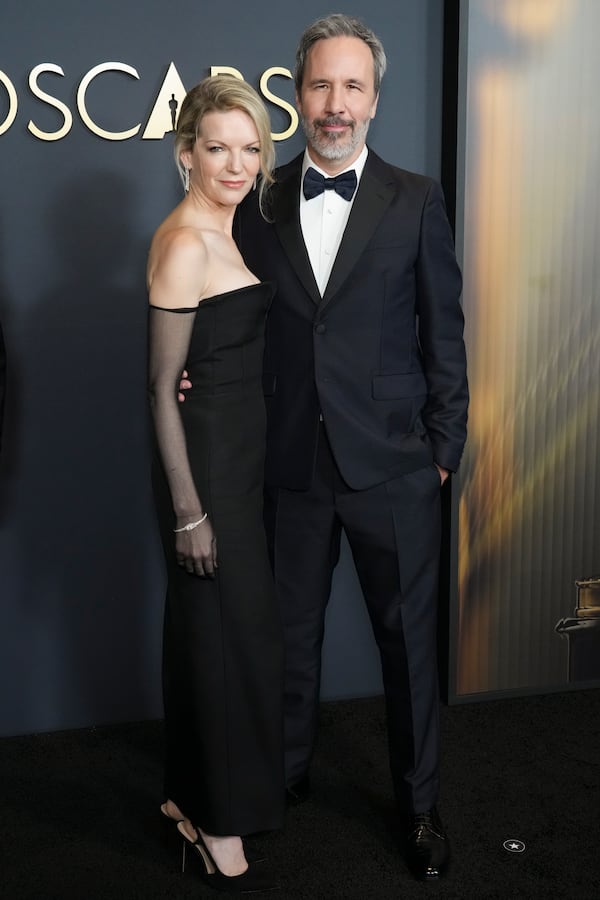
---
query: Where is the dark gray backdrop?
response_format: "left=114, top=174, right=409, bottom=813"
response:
left=0, top=0, right=446, bottom=736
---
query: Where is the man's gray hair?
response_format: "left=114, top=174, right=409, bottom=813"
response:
left=294, top=13, right=387, bottom=94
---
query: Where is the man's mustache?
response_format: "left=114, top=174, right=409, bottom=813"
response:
left=313, top=116, right=354, bottom=128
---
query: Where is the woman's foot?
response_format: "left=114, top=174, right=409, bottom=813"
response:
left=179, top=820, right=248, bottom=877
left=164, top=800, right=248, bottom=877
left=179, top=821, right=277, bottom=893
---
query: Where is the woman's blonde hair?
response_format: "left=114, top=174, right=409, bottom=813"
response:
left=174, top=75, right=275, bottom=214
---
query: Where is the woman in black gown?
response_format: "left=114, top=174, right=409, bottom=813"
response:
left=147, top=76, right=283, bottom=893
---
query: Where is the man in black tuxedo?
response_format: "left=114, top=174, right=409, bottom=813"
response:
left=236, top=14, right=468, bottom=880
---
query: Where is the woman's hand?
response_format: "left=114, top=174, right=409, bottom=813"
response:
left=175, top=516, right=218, bottom=578
left=178, top=369, right=192, bottom=403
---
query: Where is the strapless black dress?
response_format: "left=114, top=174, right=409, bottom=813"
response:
left=152, top=283, right=284, bottom=835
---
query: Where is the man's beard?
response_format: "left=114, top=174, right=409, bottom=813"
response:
left=301, top=114, right=371, bottom=162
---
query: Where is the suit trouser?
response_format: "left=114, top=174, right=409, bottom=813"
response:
left=264, top=423, right=442, bottom=814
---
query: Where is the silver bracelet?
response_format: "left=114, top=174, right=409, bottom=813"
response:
left=173, top=512, right=208, bottom=533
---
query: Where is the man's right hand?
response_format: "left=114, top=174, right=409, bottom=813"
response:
left=178, top=369, right=192, bottom=403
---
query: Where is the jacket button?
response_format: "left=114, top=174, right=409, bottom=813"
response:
left=315, top=323, right=326, bottom=334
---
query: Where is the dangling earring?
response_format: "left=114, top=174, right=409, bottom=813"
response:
left=252, top=176, right=257, bottom=191
left=184, top=168, right=190, bottom=192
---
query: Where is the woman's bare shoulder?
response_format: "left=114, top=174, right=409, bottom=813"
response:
left=150, top=219, right=209, bottom=266
left=148, top=223, right=210, bottom=309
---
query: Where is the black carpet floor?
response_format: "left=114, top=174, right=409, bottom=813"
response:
left=2, top=690, right=599, bottom=899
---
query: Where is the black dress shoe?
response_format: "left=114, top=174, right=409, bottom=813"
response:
left=404, top=807, right=450, bottom=880
left=285, top=774, right=310, bottom=806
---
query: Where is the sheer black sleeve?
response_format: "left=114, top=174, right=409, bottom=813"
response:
left=148, top=306, right=202, bottom=519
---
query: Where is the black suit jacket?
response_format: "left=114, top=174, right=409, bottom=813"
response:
left=237, top=149, right=468, bottom=491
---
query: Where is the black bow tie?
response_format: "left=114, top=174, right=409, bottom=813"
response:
left=303, top=167, right=357, bottom=202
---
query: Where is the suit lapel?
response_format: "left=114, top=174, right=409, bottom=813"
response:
left=321, top=152, right=395, bottom=309
left=272, top=156, right=321, bottom=305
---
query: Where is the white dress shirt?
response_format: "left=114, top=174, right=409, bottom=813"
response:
left=300, top=146, right=368, bottom=296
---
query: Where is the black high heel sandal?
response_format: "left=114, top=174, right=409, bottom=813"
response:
left=161, top=804, right=201, bottom=857
left=160, top=803, right=184, bottom=854
left=178, top=821, right=278, bottom=894
left=161, top=802, right=266, bottom=865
